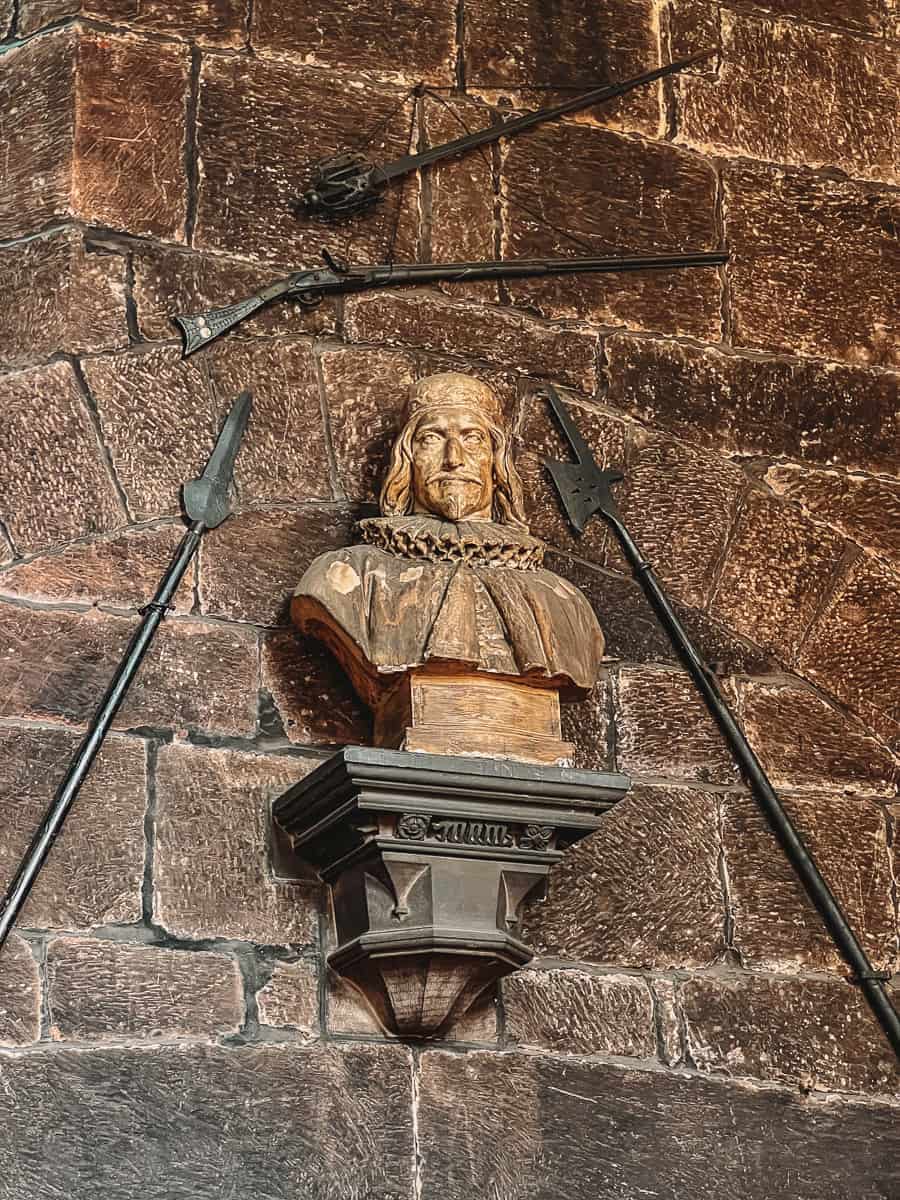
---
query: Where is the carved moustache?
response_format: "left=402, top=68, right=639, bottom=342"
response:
left=426, top=471, right=484, bottom=485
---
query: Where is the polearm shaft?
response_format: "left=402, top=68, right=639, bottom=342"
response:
left=0, top=391, right=252, bottom=953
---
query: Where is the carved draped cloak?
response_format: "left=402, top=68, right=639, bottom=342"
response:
left=291, top=516, right=604, bottom=708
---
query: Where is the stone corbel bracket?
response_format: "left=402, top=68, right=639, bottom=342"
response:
left=273, top=747, right=631, bottom=1038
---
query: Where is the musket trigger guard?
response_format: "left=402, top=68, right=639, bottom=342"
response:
left=295, top=290, right=325, bottom=308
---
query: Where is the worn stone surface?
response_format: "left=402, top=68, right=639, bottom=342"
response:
left=0, top=361, right=126, bottom=555
left=724, top=792, right=896, bottom=971
left=199, top=506, right=360, bottom=626
left=0, top=227, right=128, bottom=370
left=0, top=606, right=259, bottom=736
left=605, top=334, right=900, bottom=476
left=153, top=743, right=320, bottom=943
left=465, top=0, right=663, bottom=137
left=0, top=727, right=145, bottom=929
left=344, top=293, right=599, bottom=393
left=47, top=939, right=244, bottom=1041
left=797, top=557, right=900, bottom=745
left=681, top=973, right=899, bottom=1095
left=195, top=56, right=418, bottom=264
left=501, top=125, right=721, bottom=339
left=737, top=680, right=898, bottom=794
left=725, top=163, right=899, bottom=367
left=261, top=630, right=371, bottom=748
left=721, top=0, right=888, bottom=35
left=0, top=1043, right=415, bottom=1199
left=651, top=976, right=683, bottom=1066
left=710, top=490, right=848, bottom=664
left=765, top=464, right=900, bottom=564
left=419, top=1049, right=900, bottom=1197
left=561, top=677, right=612, bottom=772
left=524, top=784, right=725, bottom=967
left=679, top=11, right=898, bottom=184
left=83, top=341, right=329, bottom=519
left=0, top=29, right=75, bottom=241
left=614, top=666, right=738, bottom=785
left=504, top=968, right=656, bottom=1058
left=0, top=525, right=193, bottom=611
left=0, top=935, right=41, bottom=1047
left=256, top=959, right=319, bottom=1036
left=251, top=0, right=455, bottom=81
left=19, top=0, right=246, bottom=43
left=0, top=0, right=12, bottom=36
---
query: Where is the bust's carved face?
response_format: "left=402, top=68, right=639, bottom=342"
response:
left=410, top=405, right=494, bottom=522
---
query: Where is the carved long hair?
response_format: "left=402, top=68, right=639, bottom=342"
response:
left=380, top=409, right=529, bottom=530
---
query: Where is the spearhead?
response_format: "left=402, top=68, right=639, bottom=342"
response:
left=540, top=385, right=625, bottom=535
left=182, top=391, right=252, bottom=528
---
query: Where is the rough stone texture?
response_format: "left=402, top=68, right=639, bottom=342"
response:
left=724, top=792, right=896, bottom=971
left=0, top=361, right=126, bottom=555
left=737, top=680, right=898, bottom=794
left=605, top=334, right=900, bottom=476
left=0, top=1043, right=415, bottom=1199
left=47, top=938, right=244, bottom=1041
left=344, top=293, right=600, bottom=393
left=0, top=606, right=259, bottom=736
left=725, top=163, right=899, bottom=367
left=681, top=974, right=900, bottom=1095
left=0, top=727, right=145, bottom=929
left=0, top=227, right=128, bottom=370
left=199, top=505, right=361, bottom=626
left=153, top=743, right=320, bottom=943
left=717, top=0, right=888, bottom=35
left=651, top=976, right=682, bottom=1066
left=0, top=525, right=194, bottom=612
left=679, top=11, right=899, bottom=184
left=327, top=967, right=499, bottom=1043
left=256, top=959, right=319, bottom=1036
left=503, top=968, right=656, bottom=1058
left=797, top=556, right=900, bottom=745
left=710, top=490, right=848, bottom=664
left=261, top=630, right=371, bottom=748
left=0, top=0, right=12, bottom=36
left=765, top=464, right=900, bottom=564
left=501, top=125, right=721, bottom=339
left=0, top=935, right=41, bottom=1047
left=418, top=1050, right=900, bottom=1198
left=73, top=32, right=190, bottom=241
left=523, top=784, right=725, bottom=968
left=614, top=666, right=738, bottom=784
left=465, top=0, right=663, bottom=138
left=251, top=0, right=456, bottom=81
left=0, top=29, right=75, bottom=241
left=19, top=0, right=246, bottom=43
left=195, top=56, right=418, bottom=265
left=561, top=678, right=612, bottom=772
left=82, top=341, right=329, bottom=519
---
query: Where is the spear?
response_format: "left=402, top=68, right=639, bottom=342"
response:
left=0, top=391, right=253, bottom=952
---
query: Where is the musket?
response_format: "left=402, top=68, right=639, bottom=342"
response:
left=298, top=49, right=715, bottom=217
left=173, top=248, right=728, bottom=356
left=541, top=384, right=900, bottom=1063
left=0, top=392, right=252, bottom=953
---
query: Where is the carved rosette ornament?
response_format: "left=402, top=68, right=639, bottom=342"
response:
left=273, top=373, right=630, bottom=1037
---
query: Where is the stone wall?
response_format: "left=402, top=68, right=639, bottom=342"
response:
left=0, top=2, right=897, bottom=1196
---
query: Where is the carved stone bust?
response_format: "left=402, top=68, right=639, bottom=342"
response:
left=292, top=372, right=605, bottom=763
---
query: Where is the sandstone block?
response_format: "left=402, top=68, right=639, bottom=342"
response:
left=0, top=726, right=145, bottom=929
left=0, top=227, right=128, bottom=371
left=0, top=935, right=41, bottom=1047
left=153, top=743, right=320, bottom=943
left=503, top=968, right=656, bottom=1057
left=721, top=0, right=887, bottom=34
left=605, top=334, right=900, bottom=475
left=710, top=490, right=848, bottom=664
left=723, top=791, right=895, bottom=971
left=523, top=784, right=725, bottom=968
left=561, top=677, right=612, bottom=773
left=501, top=124, right=721, bottom=339
left=0, top=361, right=126, bottom=556
left=0, top=1043, right=414, bottom=1199
left=261, top=630, right=371, bottom=748
left=725, top=162, right=899, bottom=367
left=418, top=1049, right=900, bottom=1199
left=0, top=0, right=11, bottom=36
left=47, top=938, right=244, bottom=1040
left=679, top=11, right=898, bottom=184
left=256, top=959, right=319, bottom=1036
left=614, top=666, right=738, bottom=785
left=19, top=0, right=246, bottom=43
left=681, top=973, right=899, bottom=1095
left=82, top=340, right=329, bottom=520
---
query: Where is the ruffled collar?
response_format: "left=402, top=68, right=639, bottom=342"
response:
left=358, top=515, right=544, bottom=570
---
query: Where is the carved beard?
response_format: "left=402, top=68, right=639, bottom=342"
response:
left=424, top=476, right=487, bottom=521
